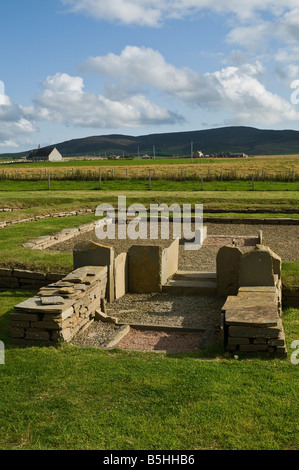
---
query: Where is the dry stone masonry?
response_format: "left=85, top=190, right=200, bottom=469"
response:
left=0, top=268, right=65, bottom=290
left=221, top=245, right=287, bottom=357
left=10, top=266, right=107, bottom=347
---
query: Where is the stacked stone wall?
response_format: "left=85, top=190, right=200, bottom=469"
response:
left=10, top=266, right=107, bottom=347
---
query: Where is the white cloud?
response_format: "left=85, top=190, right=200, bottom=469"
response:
left=86, top=46, right=198, bottom=96
left=210, top=63, right=299, bottom=124
left=0, top=96, right=37, bottom=148
left=61, top=0, right=299, bottom=26
left=86, top=46, right=299, bottom=125
left=34, top=72, right=183, bottom=128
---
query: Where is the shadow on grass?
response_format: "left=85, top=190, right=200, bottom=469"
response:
left=0, top=290, right=37, bottom=348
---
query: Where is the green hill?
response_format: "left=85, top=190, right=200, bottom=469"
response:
left=2, top=126, right=299, bottom=159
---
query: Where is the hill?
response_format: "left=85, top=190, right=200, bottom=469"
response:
left=2, top=126, right=299, bottom=158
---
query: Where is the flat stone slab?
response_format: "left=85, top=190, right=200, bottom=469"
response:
left=222, top=292, right=277, bottom=310
left=229, top=319, right=283, bottom=338
left=225, top=305, right=279, bottom=327
left=14, top=297, right=74, bottom=314
left=64, top=266, right=107, bottom=284
left=239, top=286, right=277, bottom=294
left=40, top=296, right=65, bottom=305
left=222, top=289, right=280, bottom=326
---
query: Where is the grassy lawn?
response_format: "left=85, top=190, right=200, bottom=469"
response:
left=0, top=186, right=298, bottom=217
left=0, top=179, right=298, bottom=193
left=0, top=291, right=298, bottom=450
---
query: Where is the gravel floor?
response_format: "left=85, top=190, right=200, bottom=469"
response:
left=105, top=293, right=225, bottom=329
left=50, top=222, right=299, bottom=271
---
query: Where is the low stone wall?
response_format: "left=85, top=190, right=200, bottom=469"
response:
left=0, top=208, right=94, bottom=230
left=10, top=266, right=107, bottom=347
left=22, top=221, right=97, bottom=250
left=220, top=245, right=287, bottom=357
left=0, top=268, right=66, bottom=290
left=222, top=285, right=287, bottom=357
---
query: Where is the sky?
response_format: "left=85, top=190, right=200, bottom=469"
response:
left=1, top=0, right=299, bottom=153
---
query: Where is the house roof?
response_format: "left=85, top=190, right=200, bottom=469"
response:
left=27, top=146, right=57, bottom=159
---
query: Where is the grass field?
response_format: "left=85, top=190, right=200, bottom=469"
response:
left=0, top=155, right=298, bottom=450
left=0, top=291, right=298, bottom=450
left=2, top=155, right=299, bottom=181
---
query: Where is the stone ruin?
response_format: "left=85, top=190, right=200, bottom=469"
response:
left=10, top=224, right=287, bottom=357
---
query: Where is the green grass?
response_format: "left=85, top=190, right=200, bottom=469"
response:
left=282, top=261, right=299, bottom=289
left=0, top=179, right=298, bottom=192
left=0, top=291, right=298, bottom=450
left=0, top=214, right=97, bottom=272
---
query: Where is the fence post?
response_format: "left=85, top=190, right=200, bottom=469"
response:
left=99, top=169, right=102, bottom=190
left=48, top=173, right=51, bottom=190
left=149, top=169, right=152, bottom=190
left=201, top=174, right=204, bottom=191
left=252, top=174, right=254, bottom=191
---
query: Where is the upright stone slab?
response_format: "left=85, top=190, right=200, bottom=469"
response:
left=216, top=245, right=242, bottom=296
left=114, top=252, right=128, bottom=300
left=239, top=246, right=276, bottom=287
left=255, top=244, right=281, bottom=280
left=161, top=239, right=179, bottom=286
left=73, top=241, right=115, bottom=302
left=128, top=245, right=162, bottom=293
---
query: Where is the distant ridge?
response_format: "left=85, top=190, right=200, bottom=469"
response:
left=2, top=126, right=299, bottom=158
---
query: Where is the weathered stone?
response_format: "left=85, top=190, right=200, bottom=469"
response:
left=239, top=246, right=279, bottom=287
left=114, top=252, right=128, bottom=300
left=223, top=297, right=279, bottom=327
left=60, top=328, right=73, bottom=342
left=161, top=239, right=179, bottom=286
left=73, top=242, right=114, bottom=302
left=128, top=245, right=162, bottom=293
left=256, top=244, right=281, bottom=279
left=0, top=268, right=13, bottom=277
left=239, top=344, right=269, bottom=352
left=26, top=329, right=50, bottom=341
left=228, top=319, right=283, bottom=338
left=40, top=296, right=65, bottom=305
left=95, top=309, right=118, bottom=324
left=227, top=337, right=250, bottom=345
left=32, top=321, right=61, bottom=330
left=13, top=270, right=46, bottom=280
left=14, top=297, right=74, bottom=314
left=216, top=245, right=242, bottom=296
left=11, top=320, right=30, bottom=328
left=10, top=312, right=40, bottom=322
left=11, top=327, right=25, bottom=338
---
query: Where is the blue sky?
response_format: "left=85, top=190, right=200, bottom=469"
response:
left=1, top=0, right=299, bottom=152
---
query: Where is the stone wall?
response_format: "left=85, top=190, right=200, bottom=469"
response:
left=222, top=285, right=287, bottom=357
left=10, top=266, right=107, bottom=347
left=23, top=221, right=97, bottom=250
left=0, top=208, right=94, bottom=230
left=220, top=244, right=287, bottom=357
left=0, top=268, right=66, bottom=290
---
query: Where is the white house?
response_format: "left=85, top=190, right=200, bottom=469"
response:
left=27, top=146, right=63, bottom=162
